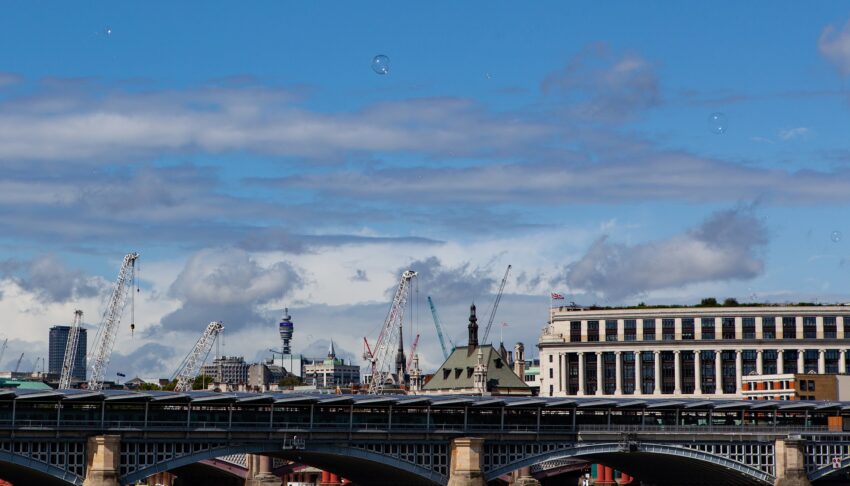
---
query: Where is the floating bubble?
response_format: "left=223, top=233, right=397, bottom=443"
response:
left=832, top=230, right=842, bottom=243
left=371, top=55, right=390, bottom=75
left=104, top=26, right=113, bottom=37
left=708, top=112, right=728, bottom=134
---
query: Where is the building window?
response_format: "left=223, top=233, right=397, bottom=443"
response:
left=722, top=317, right=736, bottom=339
left=824, top=317, right=837, bottom=339
left=804, top=349, right=818, bottom=373
left=587, top=321, right=599, bottom=342
left=570, top=321, right=581, bottom=342
left=721, top=350, right=736, bottom=393
left=641, top=351, right=655, bottom=394
left=701, top=318, right=715, bottom=340
left=783, top=350, right=798, bottom=374
left=803, top=317, right=817, bottom=339
left=622, top=352, right=636, bottom=394
left=742, top=350, right=757, bottom=375
left=549, top=354, right=553, bottom=363
left=799, top=380, right=808, bottom=391
left=624, top=319, right=637, bottom=341
left=762, top=317, right=776, bottom=340
left=603, top=352, right=616, bottom=394
left=826, top=349, right=840, bottom=373
left=783, top=317, right=797, bottom=339
left=662, top=319, right=675, bottom=341
left=808, top=380, right=815, bottom=391
left=682, top=318, right=694, bottom=340
left=549, top=368, right=553, bottom=379
left=643, top=319, right=656, bottom=341
left=549, top=385, right=553, bottom=396
left=844, top=317, right=850, bottom=339
left=700, top=351, right=716, bottom=394
left=743, top=318, right=755, bottom=340
left=660, top=351, right=675, bottom=393
left=763, top=350, right=778, bottom=374
left=605, top=320, right=618, bottom=342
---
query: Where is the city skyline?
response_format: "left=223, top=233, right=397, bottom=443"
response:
left=1, top=2, right=850, bottom=379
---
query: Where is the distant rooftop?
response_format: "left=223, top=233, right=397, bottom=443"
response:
left=555, top=299, right=850, bottom=312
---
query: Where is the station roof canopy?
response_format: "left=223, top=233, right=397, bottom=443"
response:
left=1, top=389, right=849, bottom=413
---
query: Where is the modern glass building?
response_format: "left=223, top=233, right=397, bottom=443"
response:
left=48, top=325, right=87, bottom=382
left=539, top=305, right=850, bottom=398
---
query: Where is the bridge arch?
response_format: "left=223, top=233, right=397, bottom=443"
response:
left=808, top=456, right=850, bottom=482
left=485, top=442, right=775, bottom=486
left=121, top=443, right=446, bottom=486
left=0, top=450, right=83, bottom=486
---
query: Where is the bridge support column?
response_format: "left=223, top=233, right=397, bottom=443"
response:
left=245, top=454, right=280, bottom=486
left=774, top=438, right=812, bottom=486
left=509, top=467, right=540, bottom=486
left=83, top=435, right=121, bottom=486
left=447, top=437, right=486, bottom=486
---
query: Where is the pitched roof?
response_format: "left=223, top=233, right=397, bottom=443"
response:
left=423, top=345, right=529, bottom=391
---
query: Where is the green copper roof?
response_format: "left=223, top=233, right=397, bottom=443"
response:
left=0, top=379, right=52, bottom=390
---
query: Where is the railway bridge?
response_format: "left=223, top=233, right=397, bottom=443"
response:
left=2, top=389, right=850, bottom=486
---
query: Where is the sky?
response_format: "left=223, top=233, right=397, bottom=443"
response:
left=2, top=2, right=850, bottom=379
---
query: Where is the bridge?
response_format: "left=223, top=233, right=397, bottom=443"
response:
left=2, top=389, right=850, bottom=486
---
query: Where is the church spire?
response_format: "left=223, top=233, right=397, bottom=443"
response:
left=468, top=303, right=479, bottom=347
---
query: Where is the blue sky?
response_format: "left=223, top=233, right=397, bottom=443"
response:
left=1, top=2, right=850, bottom=378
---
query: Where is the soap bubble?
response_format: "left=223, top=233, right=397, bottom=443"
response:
left=708, top=112, right=728, bottom=134
left=371, top=55, right=390, bottom=75
left=832, top=231, right=842, bottom=243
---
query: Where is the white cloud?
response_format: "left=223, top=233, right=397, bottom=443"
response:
left=559, top=207, right=768, bottom=300
left=779, top=127, right=812, bottom=140
left=819, top=18, right=850, bottom=76
left=0, top=83, right=550, bottom=162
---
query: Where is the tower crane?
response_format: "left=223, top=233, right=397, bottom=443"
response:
left=171, top=321, right=224, bottom=392
left=30, top=357, right=42, bottom=374
left=59, top=310, right=83, bottom=389
left=366, top=270, right=416, bottom=394
left=481, top=264, right=511, bottom=345
left=427, top=296, right=454, bottom=360
left=0, top=338, right=7, bottom=366
left=88, top=252, right=139, bottom=391
left=13, top=353, right=24, bottom=373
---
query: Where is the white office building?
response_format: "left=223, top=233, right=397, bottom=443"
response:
left=538, top=305, right=850, bottom=398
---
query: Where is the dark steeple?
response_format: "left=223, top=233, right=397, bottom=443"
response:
left=395, top=322, right=406, bottom=385
left=468, top=303, right=479, bottom=347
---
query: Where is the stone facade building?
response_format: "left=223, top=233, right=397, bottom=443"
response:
left=539, top=304, right=850, bottom=398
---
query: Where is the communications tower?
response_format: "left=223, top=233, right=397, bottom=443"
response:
left=279, top=308, right=300, bottom=375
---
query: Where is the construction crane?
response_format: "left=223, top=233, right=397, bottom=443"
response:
left=88, top=252, right=139, bottom=391
left=481, top=264, right=512, bottom=345
left=427, top=296, right=454, bottom=360
left=366, top=270, right=416, bottom=394
left=406, top=334, right=420, bottom=373
left=31, top=357, right=41, bottom=374
left=59, top=310, right=84, bottom=389
left=0, top=338, right=7, bottom=367
left=172, top=321, right=224, bottom=392
left=13, top=353, right=24, bottom=373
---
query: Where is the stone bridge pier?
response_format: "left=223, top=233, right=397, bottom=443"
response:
left=245, top=453, right=280, bottom=486
left=82, top=435, right=121, bottom=486
left=447, top=438, right=541, bottom=486
left=774, top=438, right=811, bottom=486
